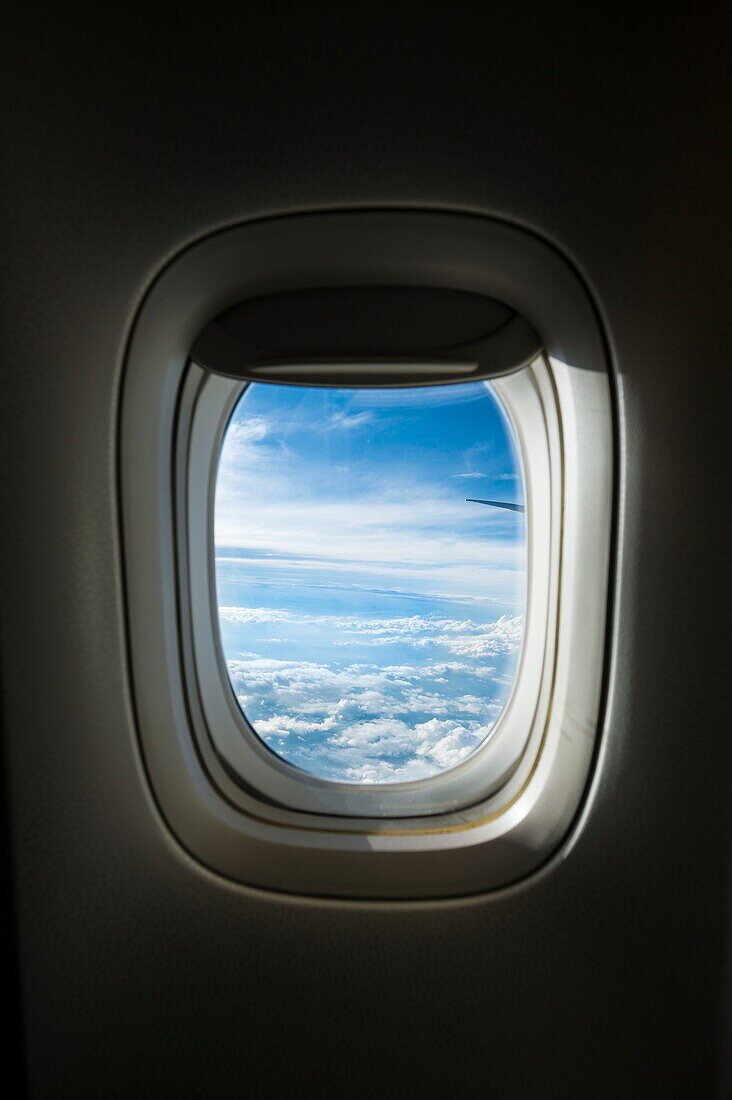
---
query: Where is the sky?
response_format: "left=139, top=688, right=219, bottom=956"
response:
left=214, top=380, right=526, bottom=784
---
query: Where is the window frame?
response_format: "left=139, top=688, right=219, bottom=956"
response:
left=119, top=210, right=614, bottom=898
left=185, top=361, right=556, bottom=818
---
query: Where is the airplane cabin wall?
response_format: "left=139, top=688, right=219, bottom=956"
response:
left=2, top=8, right=730, bottom=1096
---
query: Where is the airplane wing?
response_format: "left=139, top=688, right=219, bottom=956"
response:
left=466, top=498, right=525, bottom=513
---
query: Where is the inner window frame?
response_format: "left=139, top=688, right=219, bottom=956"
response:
left=182, top=355, right=560, bottom=819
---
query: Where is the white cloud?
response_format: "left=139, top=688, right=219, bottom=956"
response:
left=423, top=614, right=523, bottom=658
left=217, top=417, right=272, bottom=470
left=452, top=470, right=520, bottom=482
left=328, top=410, right=374, bottom=430
left=420, top=721, right=495, bottom=769
left=342, top=758, right=437, bottom=784
left=220, top=606, right=507, bottom=634
left=221, top=610, right=520, bottom=783
left=226, top=418, right=269, bottom=444
left=220, top=607, right=523, bottom=658
left=219, top=607, right=299, bottom=625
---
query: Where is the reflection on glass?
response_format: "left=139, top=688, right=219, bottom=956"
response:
left=215, top=381, right=526, bottom=784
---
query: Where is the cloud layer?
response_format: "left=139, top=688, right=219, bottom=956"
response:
left=222, top=608, right=523, bottom=783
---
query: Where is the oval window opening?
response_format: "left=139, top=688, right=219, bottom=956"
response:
left=214, top=382, right=527, bottom=785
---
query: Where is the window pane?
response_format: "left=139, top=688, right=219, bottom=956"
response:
left=215, top=382, right=526, bottom=785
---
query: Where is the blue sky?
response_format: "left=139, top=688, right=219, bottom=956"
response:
left=215, top=381, right=526, bottom=784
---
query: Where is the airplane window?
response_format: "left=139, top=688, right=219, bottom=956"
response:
left=122, top=214, right=613, bottom=892
left=214, top=381, right=526, bottom=784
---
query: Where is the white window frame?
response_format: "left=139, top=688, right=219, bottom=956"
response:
left=120, top=210, right=614, bottom=898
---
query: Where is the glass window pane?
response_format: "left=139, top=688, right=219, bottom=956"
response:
left=214, top=382, right=526, bottom=784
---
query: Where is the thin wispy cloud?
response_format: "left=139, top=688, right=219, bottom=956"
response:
left=452, top=470, right=520, bottom=481
left=215, top=490, right=525, bottom=603
left=328, top=410, right=374, bottom=430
